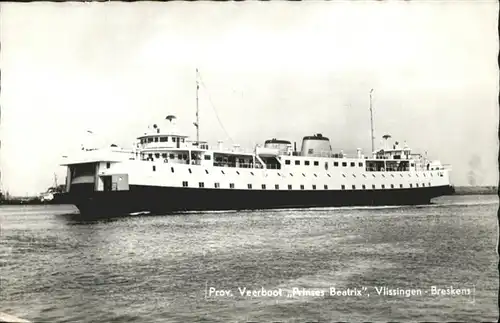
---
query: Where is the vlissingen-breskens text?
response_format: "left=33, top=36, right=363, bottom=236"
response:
left=430, top=286, right=471, bottom=296
left=375, top=287, right=423, bottom=297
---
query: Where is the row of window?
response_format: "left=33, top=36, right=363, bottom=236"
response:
left=346, top=173, right=436, bottom=178
left=341, top=183, right=431, bottom=190
left=140, top=136, right=186, bottom=144
left=285, top=159, right=364, bottom=167
left=152, top=165, right=442, bottom=178
left=180, top=182, right=432, bottom=189
left=146, top=153, right=212, bottom=161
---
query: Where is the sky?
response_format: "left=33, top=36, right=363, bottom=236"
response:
left=0, top=1, right=498, bottom=196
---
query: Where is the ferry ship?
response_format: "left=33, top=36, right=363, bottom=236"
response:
left=59, top=74, right=454, bottom=216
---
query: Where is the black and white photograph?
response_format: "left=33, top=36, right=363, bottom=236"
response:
left=0, top=1, right=498, bottom=322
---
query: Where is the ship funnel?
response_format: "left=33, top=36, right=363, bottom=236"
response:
left=300, top=134, right=332, bottom=157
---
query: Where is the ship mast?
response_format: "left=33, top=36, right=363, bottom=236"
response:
left=195, top=68, right=200, bottom=144
left=369, top=88, right=375, bottom=155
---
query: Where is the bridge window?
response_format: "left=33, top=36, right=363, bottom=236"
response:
left=154, top=137, right=159, bottom=142
left=248, top=184, right=252, bottom=189
left=288, top=184, right=292, bottom=190
left=275, top=184, right=279, bottom=190
left=148, top=153, right=153, bottom=159
left=160, top=137, right=168, bottom=142
left=350, top=162, right=355, bottom=167
left=177, top=153, right=182, bottom=159
left=324, top=185, right=328, bottom=189
left=182, top=181, right=188, bottom=187
left=334, top=162, right=339, bottom=167
left=300, top=185, right=305, bottom=190
left=362, top=185, right=366, bottom=190
left=153, top=166, right=156, bottom=171
left=106, top=162, right=110, bottom=169
left=230, top=183, right=235, bottom=189
left=305, top=161, right=310, bottom=166
left=262, top=184, right=266, bottom=189
left=147, top=138, right=153, bottom=143
left=172, top=137, right=176, bottom=143
left=285, top=160, right=291, bottom=165
left=341, top=185, right=345, bottom=190
left=169, top=153, right=175, bottom=159
left=204, top=155, right=211, bottom=160
left=312, top=185, right=316, bottom=190
left=342, top=162, right=347, bottom=167
left=215, top=182, right=220, bottom=188
left=154, top=153, right=160, bottom=159
left=162, top=153, right=167, bottom=158
left=295, top=160, right=300, bottom=165
left=358, top=162, right=363, bottom=167
left=314, top=161, right=319, bottom=166
left=199, top=182, right=204, bottom=188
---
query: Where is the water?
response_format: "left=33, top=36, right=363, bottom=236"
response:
left=1, top=195, right=498, bottom=322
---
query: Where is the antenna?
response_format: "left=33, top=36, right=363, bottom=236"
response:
left=369, top=89, right=375, bottom=154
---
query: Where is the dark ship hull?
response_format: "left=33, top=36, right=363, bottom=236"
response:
left=60, top=183, right=455, bottom=218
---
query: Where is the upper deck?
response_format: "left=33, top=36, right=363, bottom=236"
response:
left=61, top=115, right=450, bottom=175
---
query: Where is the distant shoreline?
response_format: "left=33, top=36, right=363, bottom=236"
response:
left=452, top=186, right=498, bottom=195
